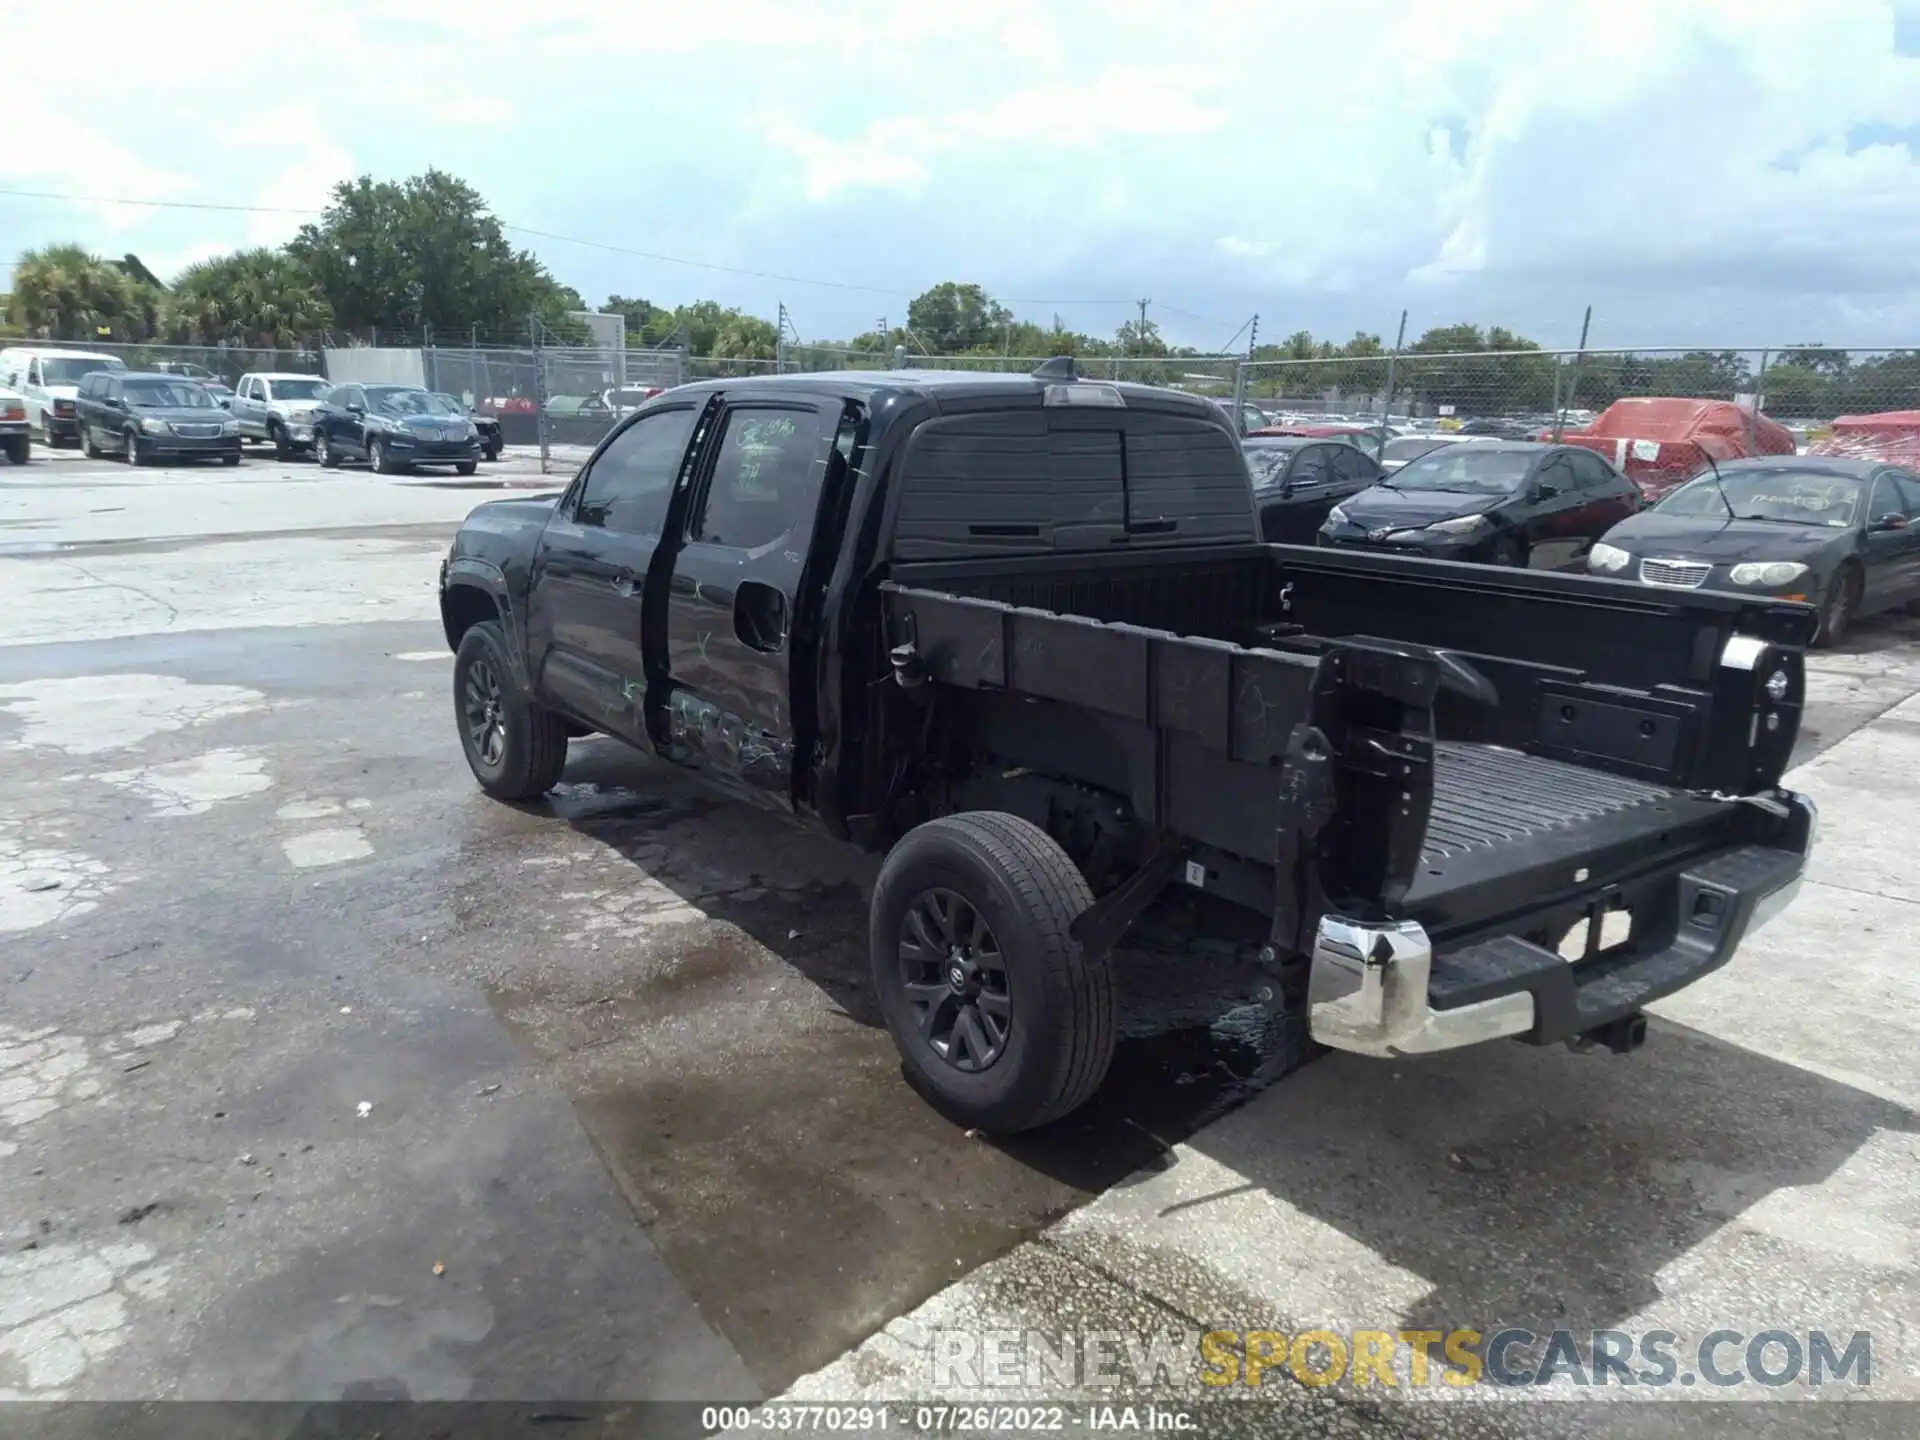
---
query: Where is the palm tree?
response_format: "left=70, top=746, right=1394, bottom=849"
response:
left=9, top=244, right=150, bottom=340
left=166, top=250, right=331, bottom=348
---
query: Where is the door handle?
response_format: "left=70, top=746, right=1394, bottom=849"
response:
left=610, top=569, right=638, bottom=598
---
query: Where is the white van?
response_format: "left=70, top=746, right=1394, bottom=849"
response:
left=0, top=347, right=128, bottom=447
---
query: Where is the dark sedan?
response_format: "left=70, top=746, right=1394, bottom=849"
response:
left=1318, top=441, right=1642, bottom=569
left=1587, top=456, right=1920, bottom=645
left=431, top=392, right=503, bottom=460
left=73, top=371, right=241, bottom=465
left=1244, top=436, right=1385, bottom=542
left=313, top=384, right=482, bottom=475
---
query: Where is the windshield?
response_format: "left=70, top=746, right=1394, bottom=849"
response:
left=423, top=394, right=468, bottom=415
left=1384, top=436, right=1452, bottom=463
left=1388, top=448, right=1536, bottom=494
left=1655, top=472, right=1862, bottom=528
left=368, top=388, right=434, bottom=416
left=267, top=378, right=330, bottom=401
left=124, top=380, right=215, bottom=409
left=42, top=356, right=123, bottom=385
left=611, top=389, right=654, bottom=405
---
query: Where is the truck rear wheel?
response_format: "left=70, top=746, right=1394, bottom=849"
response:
left=452, top=620, right=570, bottom=800
left=870, top=811, right=1112, bottom=1133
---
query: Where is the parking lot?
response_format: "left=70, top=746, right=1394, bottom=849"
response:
left=3, top=446, right=1918, bottom=1427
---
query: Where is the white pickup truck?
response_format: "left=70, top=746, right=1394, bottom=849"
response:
left=229, top=372, right=333, bottom=459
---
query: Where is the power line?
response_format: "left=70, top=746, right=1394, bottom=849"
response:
left=0, top=185, right=1136, bottom=308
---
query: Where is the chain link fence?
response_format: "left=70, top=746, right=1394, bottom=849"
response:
left=0, top=339, right=325, bottom=388
left=1237, top=347, right=1920, bottom=446
left=18, top=326, right=1920, bottom=477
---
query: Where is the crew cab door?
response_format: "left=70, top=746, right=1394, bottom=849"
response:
left=654, top=396, right=842, bottom=804
left=524, top=402, right=707, bottom=743
left=231, top=378, right=259, bottom=434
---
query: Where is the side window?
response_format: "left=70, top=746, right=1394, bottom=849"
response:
left=335, top=386, right=363, bottom=410
left=1566, top=450, right=1613, bottom=490
left=1538, top=455, right=1576, bottom=495
left=577, top=406, right=701, bottom=534
left=690, top=407, right=831, bottom=550
left=1242, top=405, right=1266, bottom=433
left=79, top=375, right=98, bottom=400
left=1868, top=473, right=1906, bottom=521
left=1287, top=446, right=1332, bottom=488
left=1330, top=446, right=1379, bottom=484
left=1890, top=471, right=1920, bottom=516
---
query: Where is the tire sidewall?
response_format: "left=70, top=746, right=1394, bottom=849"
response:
left=870, top=831, right=1076, bottom=1125
left=452, top=620, right=552, bottom=798
left=1819, top=566, right=1858, bottom=646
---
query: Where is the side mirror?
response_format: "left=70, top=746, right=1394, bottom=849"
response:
left=345, top=400, right=365, bottom=414
left=1871, top=512, right=1909, bottom=532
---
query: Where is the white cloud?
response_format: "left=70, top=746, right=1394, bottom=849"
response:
left=760, top=65, right=1227, bottom=202
left=4, top=0, right=1920, bottom=345
left=243, top=141, right=358, bottom=248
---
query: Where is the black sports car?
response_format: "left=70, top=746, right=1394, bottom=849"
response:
left=1242, top=435, right=1384, bottom=542
left=1587, top=455, right=1920, bottom=645
left=1318, top=441, right=1642, bottom=569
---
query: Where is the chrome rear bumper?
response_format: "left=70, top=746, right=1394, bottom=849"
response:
left=1307, top=793, right=1814, bottom=1058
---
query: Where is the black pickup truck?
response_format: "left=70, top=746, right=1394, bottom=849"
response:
left=438, top=362, right=1817, bottom=1133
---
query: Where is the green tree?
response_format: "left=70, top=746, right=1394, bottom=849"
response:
left=288, top=169, right=581, bottom=335
left=906, top=282, right=1014, bottom=353
left=1115, top=314, right=1167, bottom=357
left=603, top=294, right=674, bottom=345
left=8, top=243, right=157, bottom=340
left=165, top=249, right=332, bottom=347
left=1402, top=322, right=1554, bottom=414
left=658, top=301, right=779, bottom=361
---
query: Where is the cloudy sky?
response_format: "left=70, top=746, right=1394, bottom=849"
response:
left=5, top=0, right=1920, bottom=351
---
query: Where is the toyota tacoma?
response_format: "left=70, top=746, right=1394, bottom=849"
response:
left=436, top=362, right=1817, bottom=1133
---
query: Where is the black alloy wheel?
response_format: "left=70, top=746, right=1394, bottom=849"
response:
left=463, top=652, right=508, bottom=769
left=897, top=887, right=1012, bottom=1072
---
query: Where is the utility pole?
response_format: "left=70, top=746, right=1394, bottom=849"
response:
left=1247, top=313, right=1259, bottom=359
left=1137, top=298, right=1151, bottom=343
left=776, top=302, right=789, bottom=373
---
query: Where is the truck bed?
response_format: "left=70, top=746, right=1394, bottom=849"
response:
left=882, top=540, right=1806, bottom=941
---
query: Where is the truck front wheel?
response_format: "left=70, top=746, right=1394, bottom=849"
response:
left=870, top=811, right=1112, bottom=1133
left=452, top=620, right=570, bottom=800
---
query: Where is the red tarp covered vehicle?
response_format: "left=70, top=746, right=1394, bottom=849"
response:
left=1554, top=397, right=1798, bottom=500
left=1808, top=411, right=1920, bottom=466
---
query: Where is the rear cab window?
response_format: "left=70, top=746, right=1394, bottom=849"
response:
left=892, top=393, right=1252, bottom=559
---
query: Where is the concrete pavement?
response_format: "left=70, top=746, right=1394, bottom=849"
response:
left=782, top=698, right=1920, bottom=1427
left=2, top=453, right=1917, bottom=1427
